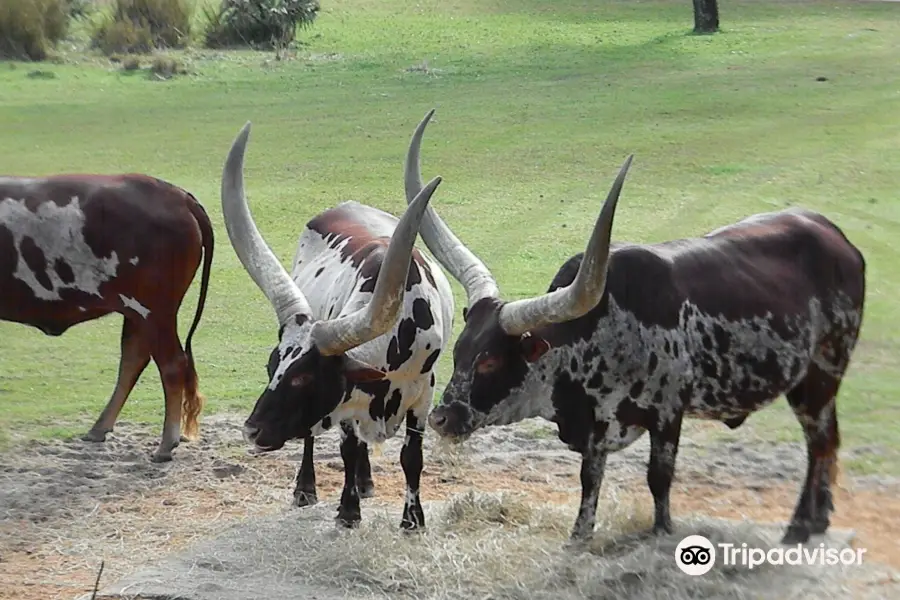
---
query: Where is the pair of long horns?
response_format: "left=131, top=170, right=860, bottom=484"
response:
left=404, top=109, right=632, bottom=336
left=221, top=122, right=442, bottom=356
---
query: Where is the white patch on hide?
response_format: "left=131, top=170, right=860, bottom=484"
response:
left=129, top=256, right=140, bottom=266
left=0, top=196, right=119, bottom=301
left=119, top=294, right=151, bottom=318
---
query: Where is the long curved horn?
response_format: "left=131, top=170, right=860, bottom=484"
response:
left=405, top=109, right=500, bottom=308
left=313, top=175, right=444, bottom=356
left=497, top=155, right=634, bottom=336
left=221, top=122, right=313, bottom=325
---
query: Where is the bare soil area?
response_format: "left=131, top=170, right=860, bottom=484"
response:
left=0, top=414, right=897, bottom=599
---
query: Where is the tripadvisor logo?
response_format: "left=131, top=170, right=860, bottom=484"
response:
left=675, top=534, right=867, bottom=576
left=675, top=535, right=716, bottom=576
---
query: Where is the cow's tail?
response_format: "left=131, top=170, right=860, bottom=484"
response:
left=181, top=193, right=214, bottom=441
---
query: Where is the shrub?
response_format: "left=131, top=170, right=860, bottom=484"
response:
left=122, top=55, right=142, bottom=70
left=0, top=0, right=70, bottom=61
left=149, top=55, right=186, bottom=79
left=203, top=0, right=319, bottom=50
left=67, top=0, right=95, bottom=20
left=92, top=18, right=155, bottom=54
left=91, top=0, right=192, bottom=55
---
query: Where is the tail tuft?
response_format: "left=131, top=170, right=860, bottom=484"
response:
left=181, top=357, right=204, bottom=441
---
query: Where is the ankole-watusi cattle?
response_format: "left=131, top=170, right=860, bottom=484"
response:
left=221, top=122, right=453, bottom=529
left=405, top=110, right=866, bottom=545
left=0, top=174, right=213, bottom=462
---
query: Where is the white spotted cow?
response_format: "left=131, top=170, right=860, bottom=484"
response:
left=405, top=110, right=866, bottom=545
left=220, top=122, right=454, bottom=529
left=0, top=175, right=214, bottom=462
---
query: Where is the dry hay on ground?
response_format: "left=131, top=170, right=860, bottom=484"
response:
left=0, top=415, right=898, bottom=599
left=89, top=490, right=888, bottom=600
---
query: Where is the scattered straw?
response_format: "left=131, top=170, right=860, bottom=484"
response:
left=106, top=489, right=865, bottom=600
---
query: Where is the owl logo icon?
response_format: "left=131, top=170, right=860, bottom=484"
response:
left=675, top=535, right=716, bottom=576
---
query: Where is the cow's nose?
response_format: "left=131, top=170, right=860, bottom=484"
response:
left=429, top=410, right=448, bottom=430
left=431, top=413, right=447, bottom=429
left=242, top=424, right=260, bottom=444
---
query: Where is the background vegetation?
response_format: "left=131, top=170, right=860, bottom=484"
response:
left=90, top=0, right=193, bottom=55
left=0, top=0, right=898, bottom=475
left=0, top=0, right=71, bottom=60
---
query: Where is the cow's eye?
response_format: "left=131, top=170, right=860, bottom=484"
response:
left=290, top=373, right=314, bottom=388
left=476, top=356, right=502, bottom=374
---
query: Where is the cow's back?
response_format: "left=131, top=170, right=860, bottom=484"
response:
left=0, top=174, right=202, bottom=331
left=292, top=201, right=452, bottom=330
left=547, top=208, right=865, bottom=422
left=607, top=208, right=866, bottom=326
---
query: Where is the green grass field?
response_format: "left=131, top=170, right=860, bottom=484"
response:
left=1, top=0, right=898, bottom=472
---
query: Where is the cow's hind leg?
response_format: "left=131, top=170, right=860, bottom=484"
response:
left=83, top=317, right=151, bottom=442
left=336, top=422, right=363, bottom=527
left=293, top=435, right=318, bottom=507
left=782, top=366, right=842, bottom=544
left=647, top=411, right=684, bottom=536
left=148, top=319, right=190, bottom=463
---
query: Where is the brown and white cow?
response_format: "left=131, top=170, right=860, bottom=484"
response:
left=0, top=175, right=213, bottom=462
left=405, top=109, right=866, bottom=546
left=221, top=122, right=454, bottom=529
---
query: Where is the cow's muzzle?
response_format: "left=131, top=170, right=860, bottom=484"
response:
left=428, top=403, right=476, bottom=441
left=242, top=423, right=260, bottom=445
left=242, top=422, right=282, bottom=452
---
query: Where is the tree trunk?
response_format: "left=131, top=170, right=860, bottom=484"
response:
left=692, top=0, right=719, bottom=34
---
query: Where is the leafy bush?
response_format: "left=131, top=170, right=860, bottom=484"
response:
left=203, top=0, right=319, bottom=50
left=91, top=0, right=192, bottom=55
left=0, top=0, right=70, bottom=61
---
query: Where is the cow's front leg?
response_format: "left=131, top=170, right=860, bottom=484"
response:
left=647, top=411, right=684, bottom=535
left=292, top=435, right=318, bottom=507
left=570, top=445, right=608, bottom=542
left=336, top=422, right=362, bottom=527
left=400, top=409, right=426, bottom=531
left=356, top=440, right=375, bottom=499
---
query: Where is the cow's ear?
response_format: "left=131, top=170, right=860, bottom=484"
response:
left=344, top=356, right=386, bottom=384
left=520, top=332, right=550, bottom=363
left=345, top=367, right=386, bottom=384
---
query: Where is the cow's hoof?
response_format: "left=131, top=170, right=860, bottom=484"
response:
left=652, top=521, right=674, bottom=536
left=566, top=525, right=595, bottom=547
left=357, top=482, right=375, bottom=499
left=400, top=519, right=425, bottom=533
left=400, top=507, right=425, bottom=532
left=151, top=450, right=174, bottom=463
left=293, top=491, right=318, bottom=508
left=781, top=524, right=811, bottom=545
left=810, top=518, right=830, bottom=535
left=563, top=539, right=590, bottom=553
left=335, top=514, right=361, bottom=529
left=82, top=429, right=109, bottom=443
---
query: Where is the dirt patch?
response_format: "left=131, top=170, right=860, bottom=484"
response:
left=0, top=414, right=898, bottom=599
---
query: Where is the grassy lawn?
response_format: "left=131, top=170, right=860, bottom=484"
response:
left=0, top=0, right=897, bottom=472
